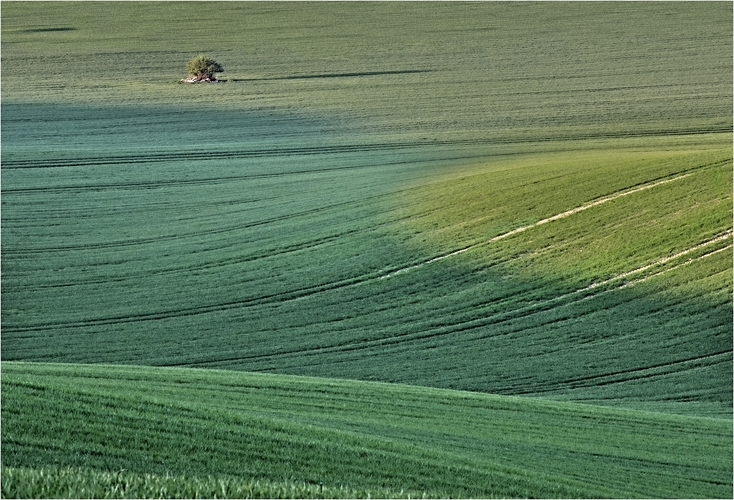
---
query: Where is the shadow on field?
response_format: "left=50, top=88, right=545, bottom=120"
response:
left=229, top=69, right=433, bottom=82
left=16, top=26, right=78, bottom=33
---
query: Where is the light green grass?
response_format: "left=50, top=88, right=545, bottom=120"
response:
left=2, top=362, right=732, bottom=499
left=398, top=145, right=732, bottom=284
left=1, top=466, right=418, bottom=500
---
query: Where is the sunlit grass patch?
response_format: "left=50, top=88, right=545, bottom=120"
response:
left=397, top=140, right=732, bottom=288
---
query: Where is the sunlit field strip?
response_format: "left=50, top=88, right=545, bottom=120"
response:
left=382, top=169, right=699, bottom=279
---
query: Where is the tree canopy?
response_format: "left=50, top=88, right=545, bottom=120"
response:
left=185, top=55, right=223, bottom=82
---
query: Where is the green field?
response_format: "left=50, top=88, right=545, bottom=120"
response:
left=2, top=2, right=732, bottom=498
left=3, top=362, right=732, bottom=499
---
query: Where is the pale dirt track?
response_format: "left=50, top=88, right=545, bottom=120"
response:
left=381, top=171, right=695, bottom=279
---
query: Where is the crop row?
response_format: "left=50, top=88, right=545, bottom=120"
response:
left=2, top=362, right=731, bottom=498
left=3, top=136, right=731, bottom=416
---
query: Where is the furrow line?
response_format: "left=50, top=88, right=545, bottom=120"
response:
left=525, top=231, right=733, bottom=312
left=489, top=174, right=694, bottom=242
left=6, top=226, right=728, bottom=338
left=0, top=142, right=424, bottom=169
left=5, top=232, right=353, bottom=292
left=532, top=351, right=733, bottom=393
left=184, top=232, right=732, bottom=367
left=5, top=174, right=727, bottom=334
left=588, top=231, right=733, bottom=291
left=381, top=171, right=696, bottom=279
left=1, top=196, right=375, bottom=255
left=4, top=128, right=729, bottom=170
left=1, top=161, right=397, bottom=194
left=1, top=270, right=388, bottom=334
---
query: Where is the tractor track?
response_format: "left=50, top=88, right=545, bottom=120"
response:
left=161, top=230, right=732, bottom=368
left=4, top=161, right=730, bottom=338
left=3, top=126, right=729, bottom=171
left=380, top=163, right=724, bottom=279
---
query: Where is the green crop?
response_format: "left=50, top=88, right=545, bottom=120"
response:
left=2, top=2, right=731, bottom=143
left=2, top=363, right=731, bottom=498
left=1, top=2, right=731, bottom=498
left=4, top=135, right=729, bottom=417
left=1, top=466, right=413, bottom=500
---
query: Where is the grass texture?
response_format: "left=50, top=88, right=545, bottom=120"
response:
left=3, top=362, right=732, bottom=499
left=1, top=2, right=732, bottom=498
left=1, top=466, right=419, bottom=500
left=4, top=135, right=730, bottom=416
left=2, top=2, right=731, bottom=143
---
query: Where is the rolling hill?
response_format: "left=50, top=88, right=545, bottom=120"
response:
left=1, top=2, right=732, bottom=498
left=3, top=362, right=732, bottom=498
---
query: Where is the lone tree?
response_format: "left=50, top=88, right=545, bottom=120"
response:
left=184, top=55, right=223, bottom=82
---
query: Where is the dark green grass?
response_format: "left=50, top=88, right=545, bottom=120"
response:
left=3, top=362, right=732, bottom=499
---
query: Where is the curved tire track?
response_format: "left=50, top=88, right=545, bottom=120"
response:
left=380, top=166, right=720, bottom=279
left=5, top=164, right=730, bottom=338
left=166, top=232, right=732, bottom=368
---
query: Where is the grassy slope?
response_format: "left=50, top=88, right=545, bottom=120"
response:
left=4, top=133, right=730, bottom=416
left=1, top=2, right=732, bottom=498
left=3, top=362, right=732, bottom=499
